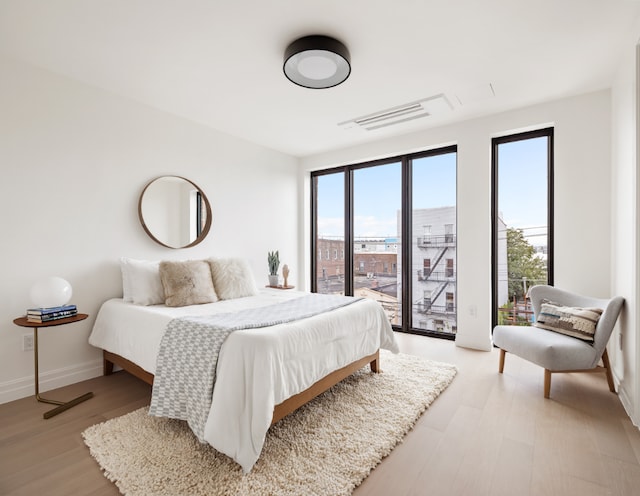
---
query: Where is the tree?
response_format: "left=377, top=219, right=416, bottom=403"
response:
left=507, top=228, right=547, bottom=300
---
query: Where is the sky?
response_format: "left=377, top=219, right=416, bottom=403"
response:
left=317, top=152, right=457, bottom=238
left=497, top=136, right=548, bottom=246
left=317, top=137, right=548, bottom=243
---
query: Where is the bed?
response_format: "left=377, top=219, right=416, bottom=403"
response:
left=89, top=285, right=399, bottom=473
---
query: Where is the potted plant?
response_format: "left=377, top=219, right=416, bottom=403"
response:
left=268, top=250, right=280, bottom=287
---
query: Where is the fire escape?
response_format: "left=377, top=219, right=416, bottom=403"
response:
left=415, top=233, right=456, bottom=315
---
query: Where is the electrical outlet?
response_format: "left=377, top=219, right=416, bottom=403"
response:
left=468, top=305, right=477, bottom=317
left=22, top=334, right=34, bottom=352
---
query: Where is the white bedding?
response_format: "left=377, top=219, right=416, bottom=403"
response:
left=88, top=288, right=399, bottom=472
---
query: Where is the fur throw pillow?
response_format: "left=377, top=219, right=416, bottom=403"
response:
left=208, top=258, right=258, bottom=300
left=159, top=260, right=218, bottom=307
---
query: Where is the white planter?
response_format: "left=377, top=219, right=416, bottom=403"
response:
left=268, top=275, right=279, bottom=287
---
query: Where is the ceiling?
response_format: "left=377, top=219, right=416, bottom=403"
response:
left=1, top=0, right=639, bottom=157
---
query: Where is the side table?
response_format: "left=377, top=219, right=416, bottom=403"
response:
left=13, top=313, right=93, bottom=419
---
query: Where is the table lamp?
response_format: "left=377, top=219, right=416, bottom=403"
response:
left=29, top=276, right=72, bottom=308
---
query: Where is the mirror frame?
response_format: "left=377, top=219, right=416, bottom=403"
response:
left=138, top=175, right=213, bottom=249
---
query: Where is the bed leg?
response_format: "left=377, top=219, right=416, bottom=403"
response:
left=370, top=351, right=380, bottom=373
left=103, top=353, right=114, bottom=376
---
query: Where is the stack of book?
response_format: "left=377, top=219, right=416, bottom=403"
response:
left=26, top=304, right=78, bottom=323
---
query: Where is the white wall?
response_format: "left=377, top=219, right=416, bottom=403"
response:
left=610, top=27, right=640, bottom=426
left=301, top=90, right=612, bottom=352
left=0, top=55, right=299, bottom=403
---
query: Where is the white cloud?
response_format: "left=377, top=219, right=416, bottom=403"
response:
left=318, top=215, right=399, bottom=238
left=354, top=216, right=398, bottom=238
left=317, top=217, right=344, bottom=237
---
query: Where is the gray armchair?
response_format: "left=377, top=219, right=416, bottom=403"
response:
left=493, top=285, right=624, bottom=398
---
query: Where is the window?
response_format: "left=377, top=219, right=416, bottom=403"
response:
left=446, top=292, right=454, bottom=312
left=445, top=224, right=454, bottom=243
left=492, top=128, right=553, bottom=328
left=311, top=146, right=456, bottom=338
left=423, top=290, right=432, bottom=307
left=353, top=162, right=402, bottom=323
left=422, top=225, right=431, bottom=245
left=422, top=259, right=431, bottom=279
left=313, top=172, right=345, bottom=294
left=411, top=149, right=457, bottom=336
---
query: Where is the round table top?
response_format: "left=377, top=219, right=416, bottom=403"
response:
left=13, top=313, right=89, bottom=328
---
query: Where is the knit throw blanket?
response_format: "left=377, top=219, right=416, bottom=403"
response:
left=148, top=293, right=362, bottom=441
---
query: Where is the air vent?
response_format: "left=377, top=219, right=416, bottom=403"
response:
left=339, top=94, right=453, bottom=131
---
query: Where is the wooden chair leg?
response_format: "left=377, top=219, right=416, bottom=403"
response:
left=499, top=349, right=506, bottom=373
left=601, top=349, right=616, bottom=393
left=544, top=369, right=551, bottom=398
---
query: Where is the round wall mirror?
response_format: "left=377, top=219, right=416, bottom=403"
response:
left=138, top=176, right=212, bottom=249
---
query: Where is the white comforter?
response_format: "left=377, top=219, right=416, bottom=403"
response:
left=89, top=289, right=399, bottom=472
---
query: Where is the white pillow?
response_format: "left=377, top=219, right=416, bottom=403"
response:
left=208, top=258, right=258, bottom=300
left=120, top=257, right=165, bottom=306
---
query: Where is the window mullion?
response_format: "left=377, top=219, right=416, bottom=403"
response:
left=401, top=157, right=412, bottom=330
left=345, top=168, right=354, bottom=296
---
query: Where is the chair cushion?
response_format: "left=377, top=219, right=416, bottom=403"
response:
left=493, top=325, right=599, bottom=371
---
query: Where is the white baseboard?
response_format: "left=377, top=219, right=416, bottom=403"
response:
left=618, top=384, right=639, bottom=427
left=613, top=370, right=639, bottom=428
left=0, top=359, right=103, bottom=405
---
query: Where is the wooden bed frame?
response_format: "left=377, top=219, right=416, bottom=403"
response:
left=103, top=348, right=380, bottom=425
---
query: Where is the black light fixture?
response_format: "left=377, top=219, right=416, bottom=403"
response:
left=283, top=35, right=351, bottom=89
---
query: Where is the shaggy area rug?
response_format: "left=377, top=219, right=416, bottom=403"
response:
left=82, top=351, right=457, bottom=496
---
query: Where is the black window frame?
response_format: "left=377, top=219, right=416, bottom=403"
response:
left=311, top=145, right=457, bottom=339
left=491, top=127, right=554, bottom=329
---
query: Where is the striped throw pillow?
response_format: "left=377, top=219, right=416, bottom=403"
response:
left=534, top=301, right=603, bottom=343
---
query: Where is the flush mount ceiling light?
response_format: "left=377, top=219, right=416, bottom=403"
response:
left=283, top=35, right=351, bottom=89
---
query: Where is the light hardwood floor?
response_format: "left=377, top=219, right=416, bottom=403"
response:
left=1, top=333, right=640, bottom=496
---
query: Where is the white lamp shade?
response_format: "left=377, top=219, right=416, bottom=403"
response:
left=30, top=277, right=73, bottom=308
